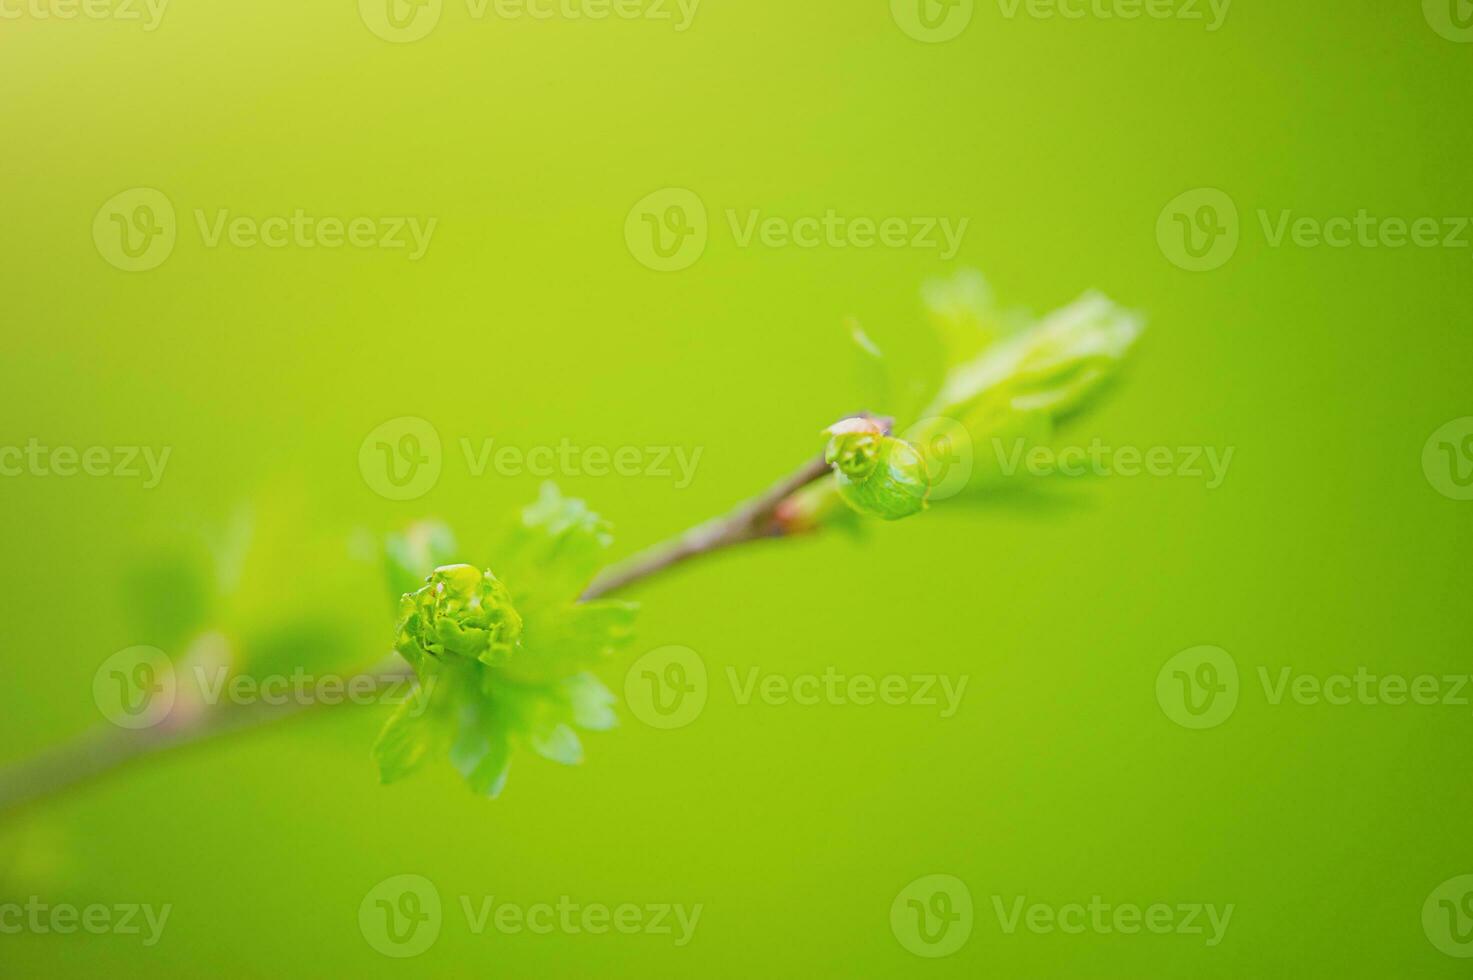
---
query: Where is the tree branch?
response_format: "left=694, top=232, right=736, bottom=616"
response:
left=581, top=454, right=829, bottom=600
left=0, top=452, right=838, bottom=818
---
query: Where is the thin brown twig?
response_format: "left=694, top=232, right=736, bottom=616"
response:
left=0, top=452, right=838, bottom=818
left=580, top=454, right=829, bottom=600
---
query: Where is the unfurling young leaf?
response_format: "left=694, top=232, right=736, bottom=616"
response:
left=786, top=269, right=1145, bottom=529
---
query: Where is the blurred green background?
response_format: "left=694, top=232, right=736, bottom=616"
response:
left=2, top=0, right=1471, bottom=976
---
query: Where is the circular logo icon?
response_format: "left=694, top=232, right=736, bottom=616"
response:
left=1156, top=187, right=1239, bottom=272
left=1422, top=417, right=1473, bottom=501
left=624, top=188, right=708, bottom=272
left=93, top=188, right=177, bottom=272
left=890, top=0, right=974, bottom=42
left=624, top=645, right=707, bottom=729
left=359, top=0, right=442, bottom=42
left=1424, top=875, right=1473, bottom=957
left=1425, top=0, right=1473, bottom=42
left=93, top=646, right=176, bottom=729
left=904, top=417, right=974, bottom=502
left=1156, top=645, right=1238, bottom=729
left=890, top=874, right=973, bottom=958
left=359, top=874, right=442, bottom=957
left=359, top=417, right=442, bottom=501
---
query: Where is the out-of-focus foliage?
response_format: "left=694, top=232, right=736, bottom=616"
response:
left=112, top=493, right=447, bottom=727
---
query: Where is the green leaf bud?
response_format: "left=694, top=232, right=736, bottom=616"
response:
left=824, top=418, right=930, bottom=521
left=395, top=564, right=523, bottom=667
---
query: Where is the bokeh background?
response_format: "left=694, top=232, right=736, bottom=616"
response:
left=2, top=1, right=1471, bottom=976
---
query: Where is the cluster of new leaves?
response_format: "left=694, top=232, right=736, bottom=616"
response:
left=372, top=270, right=1146, bottom=797
left=372, top=485, right=637, bottom=798
left=807, top=270, right=1145, bottom=523
left=103, top=270, right=1144, bottom=803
